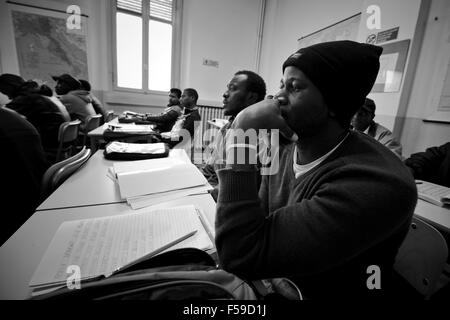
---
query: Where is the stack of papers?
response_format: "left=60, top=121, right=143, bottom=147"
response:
left=30, top=205, right=214, bottom=294
left=108, top=151, right=212, bottom=209
left=106, top=122, right=155, bottom=134
left=106, top=141, right=166, bottom=154
left=416, top=180, right=450, bottom=207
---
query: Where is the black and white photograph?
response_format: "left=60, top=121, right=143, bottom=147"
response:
left=0, top=0, right=449, bottom=308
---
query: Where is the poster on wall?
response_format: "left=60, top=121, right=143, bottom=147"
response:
left=9, top=3, right=89, bottom=85
left=371, top=39, right=410, bottom=93
left=297, top=13, right=361, bottom=49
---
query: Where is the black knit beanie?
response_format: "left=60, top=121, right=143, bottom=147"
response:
left=282, top=40, right=383, bottom=127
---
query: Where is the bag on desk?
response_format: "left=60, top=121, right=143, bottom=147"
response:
left=103, top=141, right=169, bottom=160
left=31, top=248, right=302, bottom=300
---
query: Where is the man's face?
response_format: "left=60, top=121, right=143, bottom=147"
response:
left=351, top=107, right=374, bottom=131
left=55, top=81, right=71, bottom=95
left=223, top=74, right=255, bottom=117
left=168, top=92, right=180, bottom=106
left=275, top=66, right=329, bottom=137
left=180, top=91, right=193, bottom=108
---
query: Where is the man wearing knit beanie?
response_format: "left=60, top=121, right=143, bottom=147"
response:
left=214, top=41, right=417, bottom=299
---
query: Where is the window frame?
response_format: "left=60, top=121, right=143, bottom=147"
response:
left=111, top=0, right=182, bottom=95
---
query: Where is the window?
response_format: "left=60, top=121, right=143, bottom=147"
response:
left=114, top=0, right=177, bottom=92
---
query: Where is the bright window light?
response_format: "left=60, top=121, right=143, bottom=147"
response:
left=116, top=12, right=142, bottom=89
left=148, top=20, right=172, bottom=91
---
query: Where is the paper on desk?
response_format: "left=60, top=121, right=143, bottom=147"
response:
left=30, top=205, right=213, bottom=288
left=106, top=142, right=166, bottom=154
left=127, top=184, right=213, bottom=210
left=107, top=123, right=155, bottom=134
left=114, top=159, right=208, bottom=199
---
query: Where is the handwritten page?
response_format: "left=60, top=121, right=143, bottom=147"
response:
left=30, top=205, right=213, bottom=288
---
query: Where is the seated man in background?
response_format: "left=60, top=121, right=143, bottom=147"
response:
left=351, top=98, right=402, bottom=157
left=53, top=74, right=96, bottom=128
left=79, top=79, right=107, bottom=119
left=405, top=141, right=450, bottom=187
left=39, top=84, right=71, bottom=121
left=160, top=88, right=201, bottom=148
left=143, top=88, right=183, bottom=132
left=201, top=70, right=266, bottom=199
left=0, top=107, right=49, bottom=245
left=215, top=41, right=417, bottom=299
left=0, top=74, right=66, bottom=151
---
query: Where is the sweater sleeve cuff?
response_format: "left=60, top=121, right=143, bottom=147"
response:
left=217, top=168, right=259, bottom=203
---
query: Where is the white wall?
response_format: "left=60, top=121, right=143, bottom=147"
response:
left=179, top=0, right=263, bottom=106
left=357, top=0, right=423, bottom=132
left=399, top=0, right=450, bottom=156
left=259, top=0, right=364, bottom=96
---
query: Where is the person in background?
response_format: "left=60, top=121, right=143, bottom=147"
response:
left=214, top=41, right=417, bottom=299
left=79, top=79, right=107, bottom=119
left=53, top=74, right=95, bottom=128
left=143, top=88, right=183, bottom=132
left=404, top=142, right=450, bottom=187
left=351, top=98, right=402, bottom=157
left=201, top=70, right=266, bottom=200
left=160, top=88, right=201, bottom=148
left=0, top=74, right=66, bottom=151
left=0, top=107, right=49, bottom=245
left=39, top=84, right=70, bottom=121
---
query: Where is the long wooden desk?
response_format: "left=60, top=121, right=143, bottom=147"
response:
left=0, top=194, right=216, bottom=300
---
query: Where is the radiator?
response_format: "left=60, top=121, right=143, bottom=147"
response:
left=197, top=105, right=227, bottom=147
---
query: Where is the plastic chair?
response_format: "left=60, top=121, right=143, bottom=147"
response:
left=394, top=217, right=448, bottom=299
left=51, top=148, right=92, bottom=193
left=82, top=114, right=103, bottom=146
left=40, top=147, right=87, bottom=201
left=55, top=120, right=82, bottom=162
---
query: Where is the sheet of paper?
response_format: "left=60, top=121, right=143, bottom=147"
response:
left=106, top=142, right=166, bottom=154
left=30, top=205, right=213, bottom=288
left=127, top=184, right=213, bottom=210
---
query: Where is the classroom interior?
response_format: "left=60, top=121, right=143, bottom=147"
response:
left=0, top=0, right=449, bottom=301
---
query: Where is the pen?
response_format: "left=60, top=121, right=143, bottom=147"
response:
left=110, top=230, right=197, bottom=276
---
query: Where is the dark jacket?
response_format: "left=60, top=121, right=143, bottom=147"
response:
left=405, top=142, right=450, bottom=187
left=0, top=108, right=49, bottom=245
left=216, top=131, right=417, bottom=299
left=6, top=92, right=66, bottom=149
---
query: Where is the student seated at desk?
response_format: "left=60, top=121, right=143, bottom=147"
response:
left=141, top=88, right=183, bottom=132
left=158, top=88, right=201, bottom=148
left=351, top=98, right=402, bottom=158
left=0, top=107, right=49, bottom=245
left=214, top=41, right=417, bottom=299
left=201, top=70, right=267, bottom=200
left=0, top=74, right=66, bottom=151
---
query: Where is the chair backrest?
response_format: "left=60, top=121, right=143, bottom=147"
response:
left=394, top=217, right=448, bottom=299
left=59, top=120, right=81, bottom=143
left=104, top=110, right=115, bottom=123
left=52, top=148, right=92, bottom=190
left=41, top=147, right=87, bottom=201
left=84, top=114, right=103, bottom=133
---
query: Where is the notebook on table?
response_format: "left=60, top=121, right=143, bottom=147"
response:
left=416, top=180, right=450, bottom=207
left=29, top=205, right=214, bottom=292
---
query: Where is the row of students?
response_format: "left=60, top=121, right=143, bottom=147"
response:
left=200, top=40, right=448, bottom=299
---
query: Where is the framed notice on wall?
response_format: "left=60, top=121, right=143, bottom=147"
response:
left=371, top=39, right=410, bottom=93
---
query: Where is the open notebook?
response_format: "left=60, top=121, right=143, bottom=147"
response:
left=416, top=180, right=450, bottom=207
left=30, top=205, right=214, bottom=291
